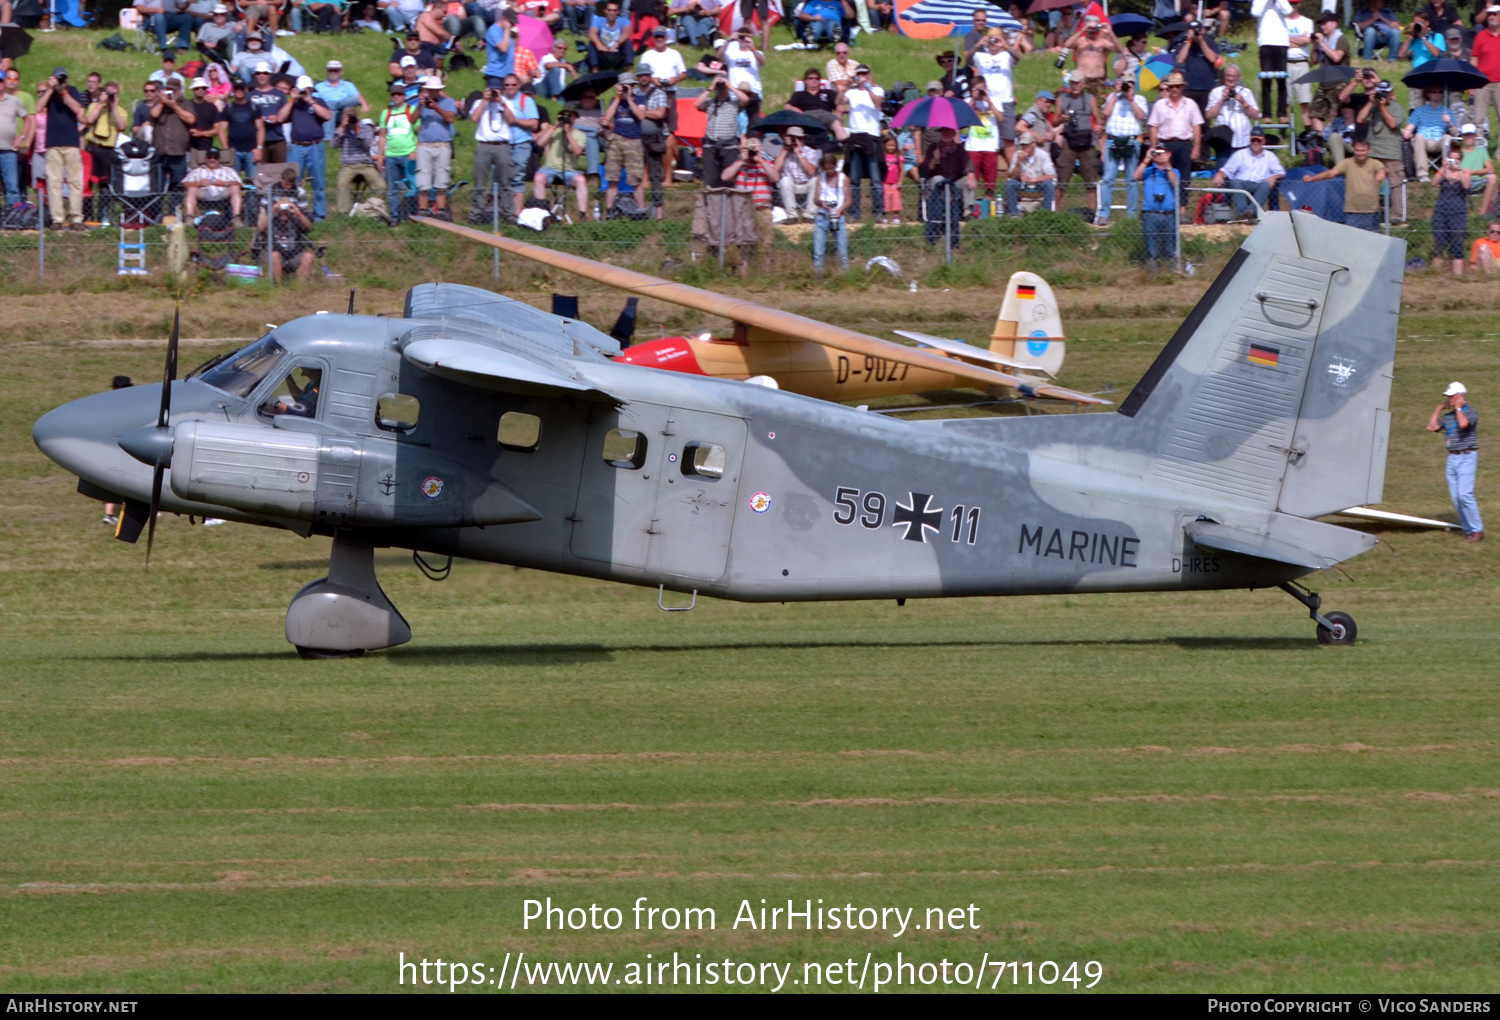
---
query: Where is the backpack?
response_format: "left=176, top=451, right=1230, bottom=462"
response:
left=607, top=192, right=651, bottom=220
left=196, top=209, right=237, bottom=243
left=95, top=32, right=135, bottom=51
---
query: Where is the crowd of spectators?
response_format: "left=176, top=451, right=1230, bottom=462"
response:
left=6, top=0, right=1500, bottom=276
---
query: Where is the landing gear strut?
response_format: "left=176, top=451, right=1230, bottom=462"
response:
left=286, top=530, right=412, bottom=658
left=1278, top=582, right=1357, bottom=645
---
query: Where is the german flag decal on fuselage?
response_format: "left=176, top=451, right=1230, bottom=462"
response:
left=1247, top=342, right=1280, bottom=368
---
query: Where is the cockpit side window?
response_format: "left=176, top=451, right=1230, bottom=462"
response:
left=195, top=334, right=287, bottom=398
left=259, top=365, right=323, bottom=419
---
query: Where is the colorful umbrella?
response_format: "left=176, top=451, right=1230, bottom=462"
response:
left=891, top=95, right=982, bottom=130
left=1136, top=56, right=1177, bottom=91
left=517, top=15, right=554, bottom=60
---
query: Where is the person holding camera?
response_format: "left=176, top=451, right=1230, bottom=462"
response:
left=1134, top=144, right=1179, bottom=270
left=775, top=125, right=818, bottom=221
left=1061, top=14, right=1122, bottom=95
left=1429, top=152, right=1474, bottom=274
left=811, top=149, right=849, bottom=274
left=406, top=75, right=456, bottom=220
left=532, top=104, right=590, bottom=220
left=1400, top=15, right=1445, bottom=65
left=149, top=80, right=197, bottom=215
left=1307, top=12, right=1350, bottom=134
left=82, top=80, right=126, bottom=219
left=669, top=0, right=719, bottom=49
left=269, top=74, right=332, bottom=220
left=1004, top=131, right=1056, bottom=216
left=1173, top=21, right=1223, bottom=113
left=720, top=133, right=779, bottom=273
left=1427, top=382, right=1482, bottom=540
left=1252, top=0, right=1293, bottom=121
left=257, top=170, right=316, bottom=281
left=835, top=63, right=884, bottom=221
left=469, top=79, right=512, bottom=224
left=696, top=72, right=749, bottom=189
left=971, top=28, right=1026, bottom=165
left=1098, top=76, right=1146, bottom=224
left=39, top=68, right=87, bottom=230
left=1056, top=71, right=1101, bottom=217
left=721, top=29, right=765, bottom=123
left=1205, top=63, right=1261, bottom=164
left=334, top=112, right=381, bottom=214
left=1353, top=75, right=1407, bottom=221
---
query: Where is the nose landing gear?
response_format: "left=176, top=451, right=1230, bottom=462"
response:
left=1278, top=582, right=1357, bottom=645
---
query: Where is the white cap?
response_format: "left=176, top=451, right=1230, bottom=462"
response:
left=399, top=55, right=417, bottom=67
left=254, top=61, right=272, bottom=72
left=1461, top=123, right=1478, bottom=134
left=211, top=3, right=228, bottom=11
left=1444, top=381, right=1467, bottom=396
left=326, top=59, right=342, bottom=69
left=422, top=74, right=444, bottom=89
left=190, top=76, right=208, bottom=88
left=295, top=74, right=314, bottom=89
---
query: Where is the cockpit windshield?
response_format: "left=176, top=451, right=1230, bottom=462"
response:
left=192, top=334, right=288, bottom=398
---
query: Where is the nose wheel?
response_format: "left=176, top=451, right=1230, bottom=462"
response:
left=1279, top=583, right=1357, bottom=645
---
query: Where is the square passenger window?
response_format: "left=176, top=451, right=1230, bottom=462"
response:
left=377, top=393, right=420, bottom=433
left=602, top=428, right=646, bottom=469
left=681, top=442, right=726, bottom=479
left=498, top=411, right=542, bottom=451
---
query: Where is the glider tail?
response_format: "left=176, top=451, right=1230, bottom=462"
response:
left=989, top=271, right=1065, bottom=377
left=1120, top=211, right=1403, bottom=518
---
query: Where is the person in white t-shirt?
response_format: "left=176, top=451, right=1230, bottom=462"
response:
left=836, top=63, right=884, bottom=220
left=970, top=27, right=1027, bottom=165
left=638, top=29, right=687, bottom=130
left=1252, top=0, right=1293, bottom=120
left=1205, top=63, right=1261, bottom=161
left=719, top=30, right=765, bottom=123
left=1284, top=0, right=1316, bottom=124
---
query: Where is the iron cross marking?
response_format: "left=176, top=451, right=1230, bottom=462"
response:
left=892, top=492, right=943, bottom=543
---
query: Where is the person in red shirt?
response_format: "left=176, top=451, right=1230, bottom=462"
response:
left=1472, top=6, right=1500, bottom=137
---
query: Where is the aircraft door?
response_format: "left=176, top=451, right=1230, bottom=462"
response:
left=569, top=403, right=671, bottom=570
left=646, top=408, right=746, bottom=581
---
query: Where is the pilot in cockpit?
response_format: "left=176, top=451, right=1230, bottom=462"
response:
left=261, top=366, right=323, bottom=418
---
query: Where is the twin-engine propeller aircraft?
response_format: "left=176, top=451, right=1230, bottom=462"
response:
left=422, top=220, right=1097, bottom=407
left=34, top=213, right=1400, bottom=656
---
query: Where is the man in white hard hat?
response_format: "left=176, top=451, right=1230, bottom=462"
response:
left=1428, top=381, right=1483, bottom=541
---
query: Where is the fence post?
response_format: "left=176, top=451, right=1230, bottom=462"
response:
left=37, top=208, right=44, bottom=281
left=718, top=190, right=727, bottom=273
left=264, top=197, right=271, bottom=283
left=492, top=180, right=499, bottom=281
left=944, top=180, right=952, bottom=265
left=1174, top=178, right=1182, bottom=275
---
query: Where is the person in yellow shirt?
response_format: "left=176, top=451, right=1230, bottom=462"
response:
left=82, top=81, right=128, bottom=223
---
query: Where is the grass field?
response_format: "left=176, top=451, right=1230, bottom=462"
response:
left=1, top=273, right=1498, bottom=993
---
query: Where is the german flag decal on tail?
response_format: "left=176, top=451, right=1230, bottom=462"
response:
left=1247, top=342, right=1281, bottom=367
left=1015, top=285, right=1036, bottom=300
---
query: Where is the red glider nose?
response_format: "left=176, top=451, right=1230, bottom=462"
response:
left=615, top=337, right=708, bottom=375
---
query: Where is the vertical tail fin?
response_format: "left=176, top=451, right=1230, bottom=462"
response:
left=1119, top=212, right=1403, bottom=516
left=989, top=271, right=1065, bottom=377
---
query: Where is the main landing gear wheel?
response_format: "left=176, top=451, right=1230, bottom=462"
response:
left=1315, top=611, right=1357, bottom=646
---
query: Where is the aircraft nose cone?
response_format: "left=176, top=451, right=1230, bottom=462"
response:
left=119, top=424, right=174, bottom=467
left=32, top=403, right=82, bottom=463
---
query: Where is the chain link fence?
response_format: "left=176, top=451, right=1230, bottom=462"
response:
left=0, top=170, right=1463, bottom=294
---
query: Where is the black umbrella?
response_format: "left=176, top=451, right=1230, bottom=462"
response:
left=0, top=27, right=33, bottom=63
left=748, top=110, right=829, bottom=135
left=1402, top=58, right=1489, bottom=93
left=1294, top=64, right=1357, bottom=85
left=1109, top=12, right=1152, bottom=35
left=560, top=71, right=620, bottom=101
left=1156, top=20, right=1192, bottom=37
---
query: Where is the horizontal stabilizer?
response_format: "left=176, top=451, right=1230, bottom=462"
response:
left=1332, top=506, right=1461, bottom=531
left=402, top=338, right=621, bottom=403
left=895, top=330, right=1058, bottom=376
left=1184, top=520, right=1332, bottom=570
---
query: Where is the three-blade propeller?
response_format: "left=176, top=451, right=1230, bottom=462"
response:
left=145, top=307, right=180, bottom=566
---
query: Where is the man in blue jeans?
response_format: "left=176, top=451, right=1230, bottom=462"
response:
left=0, top=85, right=30, bottom=206
left=271, top=75, right=332, bottom=220
left=1354, top=0, right=1403, bottom=60
left=1428, top=381, right=1484, bottom=541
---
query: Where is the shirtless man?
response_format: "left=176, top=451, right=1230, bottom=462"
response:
left=1063, top=14, right=1124, bottom=96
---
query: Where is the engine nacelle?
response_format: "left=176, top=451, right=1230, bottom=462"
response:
left=170, top=420, right=541, bottom=527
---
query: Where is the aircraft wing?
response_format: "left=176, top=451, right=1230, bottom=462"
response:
left=1331, top=506, right=1461, bottom=530
left=402, top=337, right=623, bottom=403
left=414, top=218, right=1108, bottom=406
left=894, top=329, right=1058, bottom=377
